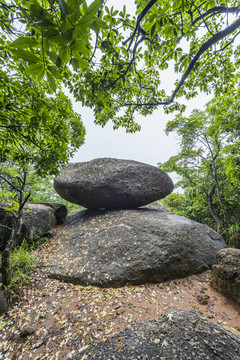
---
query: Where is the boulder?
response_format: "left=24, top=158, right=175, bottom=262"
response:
left=54, top=158, right=174, bottom=209
left=211, top=248, right=240, bottom=304
left=72, top=311, right=240, bottom=360
left=46, top=205, right=227, bottom=287
left=0, top=289, right=8, bottom=315
left=0, top=203, right=56, bottom=250
left=33, top=202, right=67, bottom=224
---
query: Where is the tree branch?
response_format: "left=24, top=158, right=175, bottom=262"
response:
left=122, top=0, right=158, bottom=49
left=123, top=16, right=240, bottom=107
left=193, top=6, right=240, bottom=26
left=0, top=174, right=20, bottom=193
left=0, top=224, right=12, bottom=231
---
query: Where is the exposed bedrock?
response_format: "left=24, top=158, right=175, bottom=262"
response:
left=46, top=204, right=227, bottom=287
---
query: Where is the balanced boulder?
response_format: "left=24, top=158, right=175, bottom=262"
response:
left=54, top=158, right=174, bottom=209
left=45, top=204, right=227, bottom=287
left=211, top=248, right=240, bottom=305
left=72, top=311, right=240, bottom=360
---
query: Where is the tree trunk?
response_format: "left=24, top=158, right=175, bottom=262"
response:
left=1, top=171, right=28, bottom=288
left=1, top=218, right=23, bottom=287
left=206, top=186, right=221, bottom=227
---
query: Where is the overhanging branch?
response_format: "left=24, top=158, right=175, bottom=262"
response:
left=193, top=5, right=240, bottom=26
left=123, top=17, right=240, bottom=107
left=122, top=0, right=158, bottom=49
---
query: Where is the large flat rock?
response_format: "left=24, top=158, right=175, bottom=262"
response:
left=71, top=311, right=240, bottom=360
left=54, top=158, right=174, bottom=209
left=45, top=204, right=227, bottom=287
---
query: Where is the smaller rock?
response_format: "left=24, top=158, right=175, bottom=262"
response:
left=211, top=248, right=240, bottom=305
left=0, top=202, right=56, bottom=250
left=20, top=325, right=35, bottom=337
left=197, top=293, right=210, bottom=305
left=0, top=289, right=8, bottom=315
left=115, top=308, right=125, bottom=316
left=33, top=202, right=68, bottom=224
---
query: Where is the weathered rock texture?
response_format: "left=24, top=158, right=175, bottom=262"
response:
left=0, top=203, right=58, bottom=250
left=72, top=311, right=240, bottom=360
left=33, top=202, right=67, bottom=224
left=211, top=248, right=240, bottom=305
left=54, top=158, right=174, bottom=209
left=46, top=204, right=227, bottom=287
left=0, top=290, right=8, bottom=315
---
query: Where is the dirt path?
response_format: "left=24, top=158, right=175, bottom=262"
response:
left=0, top=235, right=239, bottom=360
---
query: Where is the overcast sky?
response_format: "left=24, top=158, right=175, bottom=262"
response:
left=70, top=1, right=212, bottom=184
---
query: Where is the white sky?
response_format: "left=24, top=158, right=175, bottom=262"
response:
left=71, top=0, right=212, bottom=185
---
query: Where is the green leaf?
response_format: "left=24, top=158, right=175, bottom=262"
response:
left=56, top=56, right=62, bottom=67
left=10, top=37, right=39, bottom=49
left=33, top=18, right=55, bottom=27
left=0, top=320, right=7, bottom=329
left=44, top=28, right=60, bottom=38
left=77, top=0, right=102, bottom=28
left=59, top=48, right=70, bottom=64
left=62, top=28, right=73, bottom=43
left=70, top=39, right=85, bottom=51
left=57, top=0, right=69, bottom=16
left=67, top=0, right=77, bottom=15
left=150, top=23, right=156, bottom=38
left=10, top=49, right=40, bottom=63
left=95, top=17, right=107, bottom=28
left=87, top=0, right=102, bottom=16
left=46, top=51, right=58, bottom=63
left=71, top=58, right=79, bottom=71
left=72, top=43, right=89, bottom=57
left=76, top=57, right=88, bottom=69
left=90, top=21, right=100, bottom=32
left=35, top=68, right=45, bottom=80
left=47, top=66, right=62, bottom=79
left=77, top=14, right=95, bottom=28
left=47, top=72, right=57, bottom=92
left=25, top=63, right=43, bottom=76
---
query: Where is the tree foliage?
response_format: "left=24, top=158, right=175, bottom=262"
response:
left=1, top=0, right=105, bottom=90
left=159, top=89, right=240, bottom=247
left=2, top=1, right=240, bottom=131
left=0, top=0, right=88, bottom=288
left=69, top=0, right=240, bottom=130
left=0, top=70, right=85, bottom=177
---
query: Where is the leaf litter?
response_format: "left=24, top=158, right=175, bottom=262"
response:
left=0, top=233, right=240, bottom=360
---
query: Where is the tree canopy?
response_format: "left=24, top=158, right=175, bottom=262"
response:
left=1, top=0, right=240, bottom=132
left=159, top=88, right=240, bottom=246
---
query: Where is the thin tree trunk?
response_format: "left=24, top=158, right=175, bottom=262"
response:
left=1, top=171, right=29, bottom=287
left=1, top=228, right=15, bottom=287
left=205, top=136, right=228, bottom=227
left=206, top=186, right=221, bottom=226
left=1, top=218, right=23, bottom=287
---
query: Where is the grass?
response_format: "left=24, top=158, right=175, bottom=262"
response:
left=1, top=239, right=40, bottom=303
left=10, top=239, right=38, bottom=283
